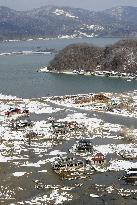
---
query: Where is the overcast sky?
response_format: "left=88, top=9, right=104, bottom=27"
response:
left=1, top=0, right=137, bottom=11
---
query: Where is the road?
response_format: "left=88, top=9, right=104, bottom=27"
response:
left=47, top=101, right=137, bottom=129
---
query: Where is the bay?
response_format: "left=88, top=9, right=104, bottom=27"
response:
left=0, top=37, right=137, bottom=98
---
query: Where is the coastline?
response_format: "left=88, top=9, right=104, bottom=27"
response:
left=38, top=67, right=137, bottom=82
left=0, top=36, right=123, bottom=43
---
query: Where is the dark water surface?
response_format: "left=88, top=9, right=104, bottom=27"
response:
left=0, top=37, right=122, bottom=53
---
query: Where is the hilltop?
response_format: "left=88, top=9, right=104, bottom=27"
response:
left=1, top=6, right=137, bottom=40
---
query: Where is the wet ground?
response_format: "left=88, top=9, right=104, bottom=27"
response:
left=0, top=95, right=137, bottom=205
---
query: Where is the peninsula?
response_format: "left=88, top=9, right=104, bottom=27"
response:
left=47, top=39, right=137, bottom=78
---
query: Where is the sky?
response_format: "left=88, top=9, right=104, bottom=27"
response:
left=1, top=0, right=137, bottom=11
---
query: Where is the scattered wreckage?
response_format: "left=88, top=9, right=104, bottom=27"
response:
left=119, top=150, right=137, bottom=160
left=70, top=139, right=93, bottom=154
left=51, top=121, right=85, bottom=134
left=5, top=107, right=29, bottom=117
left=10, top=116, right=33, bottom=130
left=75, top=139, right=93, bottom=152
left=122, top=168, right=137, bottom=183
left=52, top=155, right=95, bottom=175
left=52, top=150, right=106, bottom=176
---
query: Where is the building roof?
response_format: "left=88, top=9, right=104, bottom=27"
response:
left=92, top=152, right=105, bottom=161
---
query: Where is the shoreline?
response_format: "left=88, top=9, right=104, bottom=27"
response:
left=0, top=36, right=124, bottom=43
left=38, top=67, right=137, bottom=82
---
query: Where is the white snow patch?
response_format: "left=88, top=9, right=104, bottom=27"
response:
left=38, top=170, right=47, bottom=173
left=21, top=160, right=45, bottom=168
left=21, top=100, right=61, bottom=114
left=13, top=172, right=26, bottom=177
left=22, top=189, right=72, bottom=205
left=94, top=144, right=115, bottom=155
left=90, top=193, right=100, bottom=197
left=0, top=93, right=18, bottom=100
left=49, top=150, right=67, bottom=156
left=81, top=24, right=104, bottom=31
left=108, top=160, right=137, bottom=171
left=53, top=9, right=78, bottom=19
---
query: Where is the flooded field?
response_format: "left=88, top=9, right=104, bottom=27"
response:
left=0, top=92, right=137, bottom=205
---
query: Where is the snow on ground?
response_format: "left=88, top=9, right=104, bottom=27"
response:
left=90, top=193, right=100, bottom=197
left=21, top=100, right=61, bottom=114
left=32, top=120, right=51, bottom=136
left=0, top=92, right=137, bottom=203
left=77, top=31, right=96, bottom=38
left=62, top=112, right=102, bottom=126
left=53, top=9, right=78, bottom=19
left=108, top=160, right=137, bottom=171
left=94, top=144, right=115, bottom=155
left=62, top=112, right=122, bottom=136
left=49, top=150, right=67, bottom=156
left=13, top=172, right=26, bottom=177
left=94, top=143, right=137, bottom=156
left=0, top=124, right=25, bottom=141
left=21, top=160, right=46, bottom=168
left=0, top=186, right=15, bottom=200
left=0, top=93, right=19, bottom=100
left=0, top=96, right=61, bottom=117
left=19, top=189, right=73, bottom=205
left=38, top=170, right=47, bottom=173
left=58, top=34, right=78, bottom=39
left=112, top=143, right=137, bottom=154
left=81, top=24, right=104, bottom=31
left=49, top=91, right=137, bottom=118
left=0, top=156, right=27, bottom=163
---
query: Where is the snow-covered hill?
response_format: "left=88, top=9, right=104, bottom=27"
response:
left=1, top=5, right=137, bottom=40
